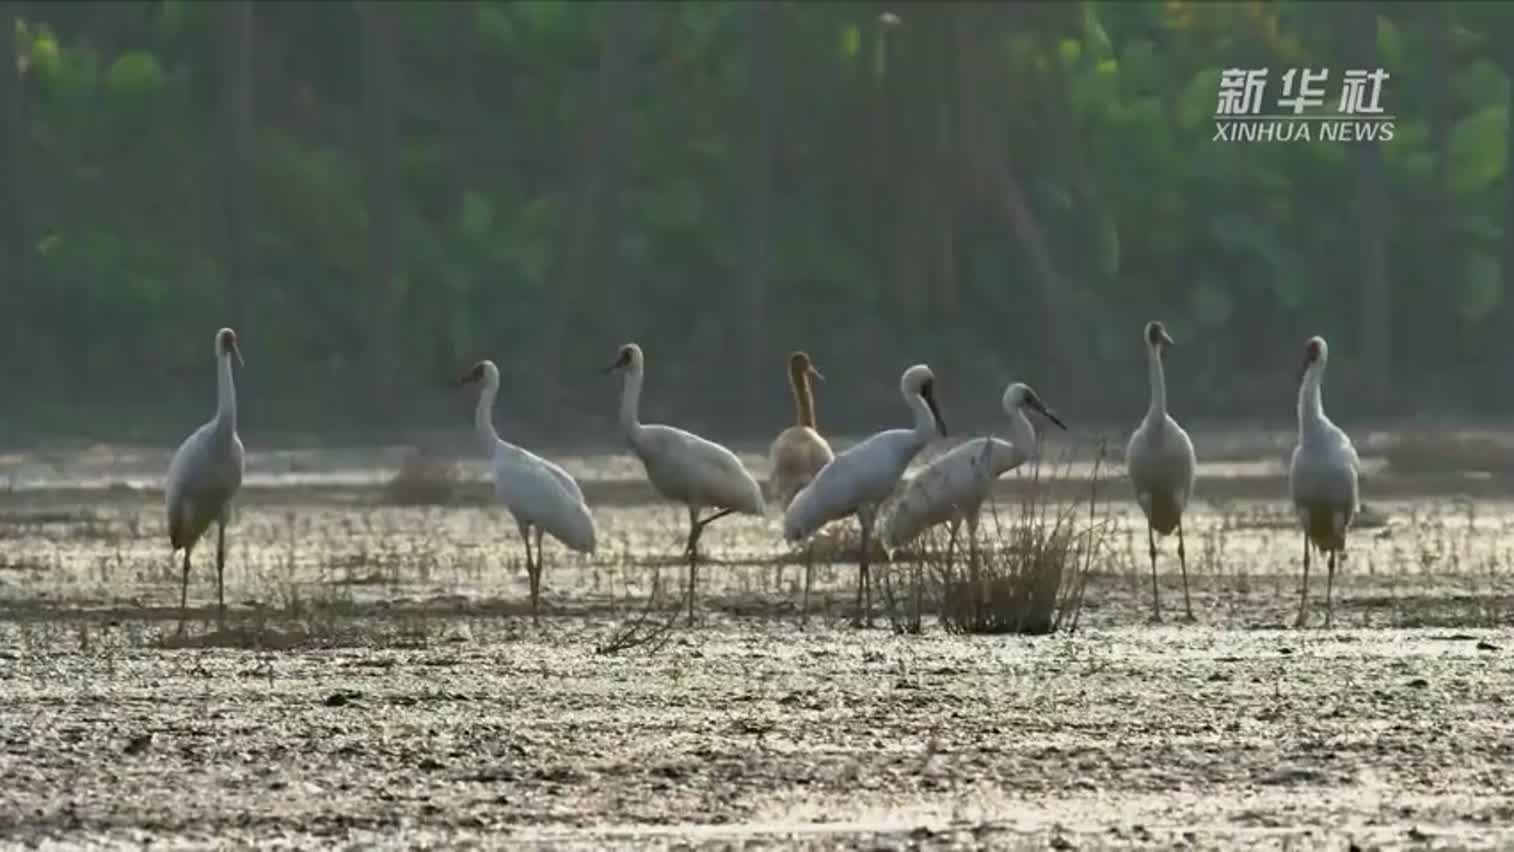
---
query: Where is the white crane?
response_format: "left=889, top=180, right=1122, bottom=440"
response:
left=1125, top=320, right=1197, bottom=622
left=1289, top=335, right=1360, bottom=629
left=455, top=359, right=597, bottom=622
left=782, top=363, right=946, bottom=626
left=880, top=381, right=1065, bottom=566
left=164, top=327, right=245, bottom=635
left=767, top=351, right=833, bottom=510
left=604, top=342, right=765, bottom=625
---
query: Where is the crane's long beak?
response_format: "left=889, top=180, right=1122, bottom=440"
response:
left=1028, top=396, right=1067, bottom=431
left=232, top=343, right=244, bottom=368
left=922, top=384, right=947, bottom=437
left=808, top=365, right=825, bottom=383
left=600, top=361, right=621, bottom=375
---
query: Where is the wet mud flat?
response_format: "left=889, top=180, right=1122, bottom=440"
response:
left=2, top=617, right=1512, bottom=850
left=1, top=463, right=1514, bottom=848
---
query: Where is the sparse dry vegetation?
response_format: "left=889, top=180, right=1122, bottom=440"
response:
left=908, top=443, right=1111, bottom=636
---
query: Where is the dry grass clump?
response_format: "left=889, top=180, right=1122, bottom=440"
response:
left=383, top=446, right=461, bottom=506
left=914, top=443, right=1111, bottom=636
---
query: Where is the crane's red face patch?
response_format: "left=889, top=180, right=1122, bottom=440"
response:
left=1305, top=338, right=1323, bottom=362
left=218, top=329, right=237, bottom=356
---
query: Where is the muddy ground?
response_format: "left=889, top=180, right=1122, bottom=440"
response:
left=1, top=442, right=1513, bottom=849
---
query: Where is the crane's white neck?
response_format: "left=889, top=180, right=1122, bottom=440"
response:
left=907, top=386, right=936, bottom=441
left=1298, top=360, right=1326, bottom=430
left=1006, top=406, right=1037, bottom=465
left=1145, top=343, right=1168, bottom=421
left=474, top=369, right=502, bottom=452
left=619, top=360, right=645, bottom=441
left=215, top=351, right=238, bottom=435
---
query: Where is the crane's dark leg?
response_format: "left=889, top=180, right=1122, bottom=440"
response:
left=215, top=520, right=228, bottom=630
left=801, top=539, right=814, bottom=626
left=967, top=514, right=981, bottom=576
left=1147, top=523, right=1162, bottom=623
left=533, top=527, right=545, bottom=621
left=1177, top=521, right=1194, bottom=622
left=1295, top=534, right=1311, bottom=629
left=1324, top=548, right=1336, bottom=630
left=855, top=515, right=875, bottom=628
left=521, top=526, right=538, bottom=624
left=945, top=521, right=959, bottom=572
left=177, top=548, right=193, bottom=636
left=684, top=506, right=735, bottom=626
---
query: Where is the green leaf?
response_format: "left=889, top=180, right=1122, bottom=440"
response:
left=460, top=190, right=494, bottom=240
left=1057, top=38, right=1081, bottom=69
left=1178, top=68, right=1221, bottom=131
left=839, top=24, right=861, bottom=61
left=105, top=51, right=166, bottom=96
left=1447, top=105, right=1508, bottom=195
left=1461, top=252, right=1502, bottom=321
left=1082, top=3, right=1113, bottom=61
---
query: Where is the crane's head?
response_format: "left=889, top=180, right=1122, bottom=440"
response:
left=1298, top=335, right=1328, bottom=384
left=789, top=351, right=824, bottom=385
left=602, top=342, right=643, bottom=374
left=1004, top=382, right=1068, bottom=431
left=216, top=328, right=243, bottom=367
left=901, top=364, right=947, bottom=437
left=452, top=359, right=497, bottom=387
left=1145, top=320, right=1173, bottom=357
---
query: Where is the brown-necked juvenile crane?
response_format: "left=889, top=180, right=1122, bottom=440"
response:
left=1289, top=335, right=1360, bottom=629
left=604, top=342, right=765, bottom=625
left=1125, top=320, right=1197, bottom=622
left=164, top=327, right=245, bottom=635
left=767, top=351, right=834, bottom=511
left=455, top=359, right=597, bottom=622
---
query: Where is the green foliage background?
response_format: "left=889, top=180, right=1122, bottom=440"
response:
left=0, top=1, right=1506, bottom=446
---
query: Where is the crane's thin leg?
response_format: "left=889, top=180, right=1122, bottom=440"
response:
left=853, top=517, right=878, bottom=629
left=1295, top=534, right=1311, bottom=629
left=945, top=521, right=959, bottom=571
left=1177, top=521, right=1194, bottom=622
left=215, top=520, right=228, bottom=630
left=522, top=527, right=538, bottom=625
left=1324, top=548, right=1336, bottom=630
left=801, top=540, right=814, bottom=626
left=684, top=509, right=700, bottom=627
left=683, top=507, right=735, bottom=626
left=1147, top=523, right=1162, bottom=623
left=534, top=526, right=545, bottom=620
left=177, top=548, right=193, bottom=637
left=967, top=514, right=981, bottom=576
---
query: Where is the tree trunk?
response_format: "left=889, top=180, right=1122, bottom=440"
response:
left=536, top=2, right=633, bottom=412
left=0, top=0, right=27, bottom=380
left=360, top=1, right=400, bottom=417
left=741, top=2, right=777, bottom=419
left=1351, top=5, right=1390, bottom=410
left=962, top=4, right=1086, bottom=388
left=223, top=1, right=255, bottom=337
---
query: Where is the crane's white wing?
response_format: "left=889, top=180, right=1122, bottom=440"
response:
left=634, top=424, right=764, bottom=515
left=493, top=443, right=597, bottom=554
left=783, top=428, right=923, bottom=542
